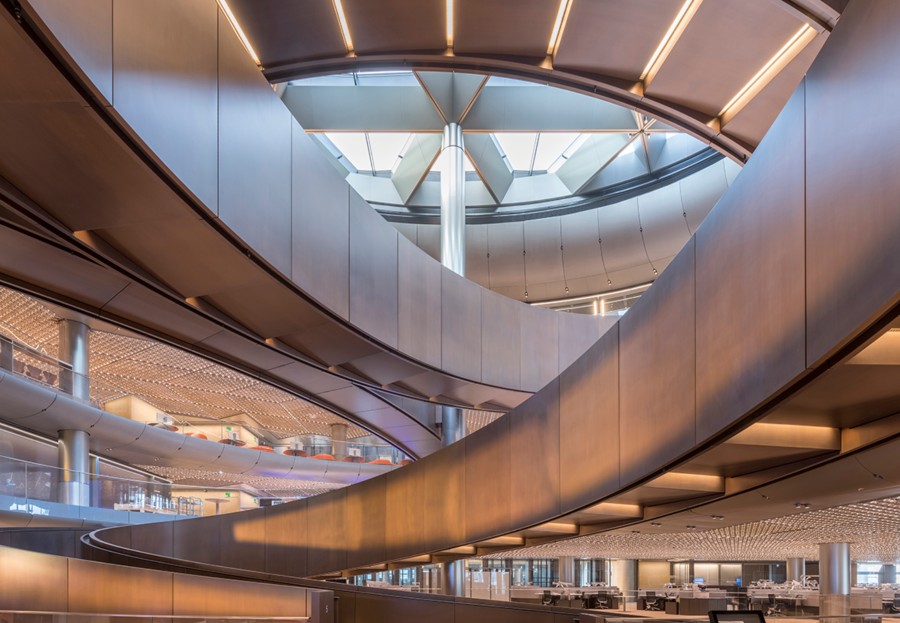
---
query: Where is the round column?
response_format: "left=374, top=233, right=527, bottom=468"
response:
left=787, top=557, right=805, bottom=583
left=58, top=319, right=90, bottom=401
left=880, top=564, right=897, bottom=584
left=441, top=406, right=465, bottom=447
left=559, top=556, right=576, bottom=585
left=58, top=429, right=90, bottom=506
left=442, top=560, right=465, bottom=597
left=819, top=542, right=850, bottom=623
left=440, top=123, right=466, bottom=276
left=0, top=335, right=12, bottom=370
left=330, top=422, right=348, bottom=460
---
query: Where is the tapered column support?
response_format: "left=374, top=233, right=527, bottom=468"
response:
left=440, top=123, right=466, bottom=276
left=58, top=429, right=90, bottom=506
left=819, top=542, right=850, bottom=623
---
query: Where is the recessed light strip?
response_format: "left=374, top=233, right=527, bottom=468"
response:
left=547, top=0, right=574, bottom=57
left=216, top=0, right=261, bottom=66
left=640, top=0, right=704, bottom=87
left=717, top=24, right=816, bottom=125
left=332, top=0, right=354, bottom=53
left=447, top=0, right=454, bottom=49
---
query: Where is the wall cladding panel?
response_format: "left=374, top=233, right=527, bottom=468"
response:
left=696, top=84, right=807, bottom=442
left=465, top=415, right=512, bottom=541
left=481, top=289, right=521, bottom=388
left=344, top=475, right=387, bottom=569
left=441, top=268, right=482, bottom=381
left=385, top=457, right=426, bottom=561
left=422, top=440, right=466, bottom=552
left=265, top=499, right=308, bottom=577
left=398, top=235, right=442, bottom=368
left=619, top=239, right=696, bottom=487
left=520, top=304, right=559, bottom=392
left=306, top=489, right=348, bottom=576
left=217, top=9, right=292, bottom=274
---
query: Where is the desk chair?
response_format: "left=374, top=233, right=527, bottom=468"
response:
left=541, top=590, right=561, bottom=607
left=889, top=594, right=900, bottom=614
left=646, top=592, right=664, bottom=611
left=596, top=595, right=610, bottom=609
left=765, top=594, right=784, bottom=617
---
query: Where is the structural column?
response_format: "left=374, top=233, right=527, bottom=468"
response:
left=819, top=543, right=850, bottom=623
left=58, top=429, right=90, bottom=506
left=880, top=564, right=897, bottom=584
left=58, top=319, right=90, bottom=401
left=611, top=559, right=636, bottom=602
left=559, top=556, right=576, bottom=585
left=787, top=557, right=805, bottom=583
left=0, top=334, right=12, bottom=371
left=441, top=559, right=466, bottom=597
left=439, top=122, right=466, bottom=275
left=330, top=422, right=348, bottom=460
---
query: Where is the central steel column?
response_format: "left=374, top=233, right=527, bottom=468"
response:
left=441, top=560, right=466, bottom=597
left=559, top=556, right=576, bottom=585
left=787, top=557, right=805, bottom=583
left=58, top=429, right=90, bottom=506
left=58, top=319, right=90, bottom=401
left=819, top=543, right=850, bottom=623
left=440, top=122, right=466, bottom=276
left=0, top=334, right=12, bottom=370
left=330, top=422, right=348, bottom=460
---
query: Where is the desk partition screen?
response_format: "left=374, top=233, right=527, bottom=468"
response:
left=708, top=611, right=767, bottom=623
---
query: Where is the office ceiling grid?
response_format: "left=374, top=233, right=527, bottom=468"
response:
left=464, top=409, right=503, bottom=434
left=485, top=497, right=900, bottom=562
left=0, top=286, right=369, bottom=440
left=138, top=465, right=346, bottom=499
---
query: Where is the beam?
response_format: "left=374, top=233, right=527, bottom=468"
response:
left=463, top=133, right=513, bottom=203
left=391, top=134, right=441, bottom=203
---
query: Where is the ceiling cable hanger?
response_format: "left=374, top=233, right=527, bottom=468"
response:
left=522, top=225, right=529, bottom=301
left=559, top=220, right=569, bottom=295
left=635, top=197, right=658, bottom=277
left=596, top=210, right=611, bottom=288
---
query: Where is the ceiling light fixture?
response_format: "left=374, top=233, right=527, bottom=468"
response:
left=717, top=24, right=816, bottom=126
left=332, top=0, right=354, bottom=54
left=640, top=0, right=703, bottom=87
left=547, top=0, right=574, bottom=57
left=446, top=0, right=454, bottom=49
left=217, top=0, right=261, bottom=66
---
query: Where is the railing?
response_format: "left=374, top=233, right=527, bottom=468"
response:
left=0, top=454, right=277, bottom=517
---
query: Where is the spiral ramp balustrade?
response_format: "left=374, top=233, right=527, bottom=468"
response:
left=4, top=1, right=900, bottom=623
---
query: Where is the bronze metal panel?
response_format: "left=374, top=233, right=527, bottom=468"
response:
left=198, top=329, right=294, bottom=371
left=102, top=284, right=224, bottom=345
left=292, top=123, right=351, bottom=319
left=218, top=9, right=292, bottom=274
left=24, top=0, right=112, bottom=102
left=219, top=510, right=267, bottom=572
left=130, top=520, right=173, bottom=558
left=455, top=602, right=552, bottom=623
left=509, top=380, right=560, bottom=527
left=554, top=0, right=682, bottom=82
left=228, top=0, right=346, bottom=66
left=344, top=475, right=387, bottom=569
left=559, top=325, right=620, bottom=512
left=441, top=268, right=482, bottom=381
left=352, top=592, right=454, bottom=623
left=619, top=240, right=696, bottom=487
left=202, top=277, right=324, bottom=338
left=422, top=441, right=466, bottom=552
left=465, top=416, right=511, bottom=541
left=481, top=288, right=521, bottom=389
left=805, top=0, right=900, bottom=365
left=307, top=489, right=348, bottom=575
left=0, top=545, right=68, bottom=611
left=343, top=0, right=445, bottom=54
left=398, top=235, right=442, bottom=369
left=349, top=193, right=399, bottom=348
left=112, top=0, right=218, bottom=210
left=558, top=310, right=603, bottom=373
left=696, top=85, right=806, bottom=443
left=68, top=557, right=173, bottom=615
left=173, top=573, right=308, bottom=617
left=385, top=458, right=426, bottom=561
left=265, top=499, right=309, bottom=577
left=0, top=102, right=186, bottom=231
left=520, top=302, right=559, bottom=392
left=454, top=0, right=561, bottom=58
left=173, top=514, right=222, bottom=565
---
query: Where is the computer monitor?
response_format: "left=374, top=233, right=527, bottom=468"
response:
left=708, top=611, right=766, bottom=623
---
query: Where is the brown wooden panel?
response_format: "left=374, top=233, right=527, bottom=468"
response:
left=805, top=0, right=900, bottom=365
left=509, top=379, right=560, bottom=527
left=173, top=573, right=308, bottom=617
left=441, top=268, right=482, bottom=381
left=559, top=324, right=620, bottom=512
left=481, top=288, right=521, bottom=389
left=131, top=520, right=173, bottom=558
left=0, top=545, right=68, bottom=611
left=454, top=602, right=553, bottom=623
left=352, top=592, right=454, bottom=623
left=219, top=509, right=267, bottom=572
left=519, top=304, right=560, bottom=393
left=422, top=441, right=466, bottom=552
left=265, top=499, right=308, bottom=577
left=465, top=415, right=511, bottom=541
left=454, top=0, right=561, bottom=57
left=112, top=0, right=218, bottom=210
left=696, top=85, right=806, bottom=443
left=385, top=457, right=426, bottom=561
left=619, top=240, right=696, bottom=487
left=291, top=122, right=350, bottom=319
left=343, top=0, right=445, bottom=54
left=23, top=0, right=112, bottom=102
left=68, top=557, right=173, bottom=615
left=173, top=514, right=222, bottom=565
left=344, top=475, right=387, bottom=569
left=349, top=193, right=399, bottom=348
left=398, top=235, right=442, bottom=369
left=307, top=489, right=348, bottom=575
left=217, top=9, right=292, bottom=274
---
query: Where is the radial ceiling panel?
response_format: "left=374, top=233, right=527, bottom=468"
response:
left=342, top=0, right=445, bottom=54
left=453, top=0, right=561, bottom=57
left=553, top=0, right=685, bottom=81
left=228, top=0, right=347, bottom=64
left=645, top=0, right=810, bottom=117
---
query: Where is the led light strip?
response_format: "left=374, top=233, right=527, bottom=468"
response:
left=547, top=0, right=574, bottom=57
left=217, top=0, right=261, bottom=66
left=717, top=24, right=817, bottom=125
left=333, top=0, right=354, bottom=53
left=447, top=0, right=454, bottom=49
left=640, top=0, right=703, bottom=87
